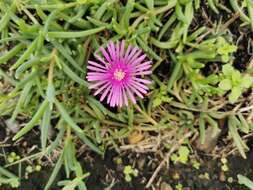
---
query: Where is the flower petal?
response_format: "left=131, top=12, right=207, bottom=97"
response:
left=118, top=85, right=123, bottom=107
left=87, top=74, right=108, bottom=81
left=100, top=85, right=111, bottom=101
left=133, top=70, right=152, bottom=75
left=88, top=60, right=106, bottom=69
left=120, top=40, right=125, bottom=63
left=129, top=54, right=146, bottom=66
left=107, top=87, right=113, bottom=104
left=94, top=82, right=111, bottom=95
left=126, top=47, right=139, bottom=63
left=131, top=80, right=149, bottom=90
left=100, top=47, right=113, bottom=64
left=89, top=80, right=107, bottom=89
left=133, top=77, right=152, bottom=84
left=135, top=64, right=152, bottom=72
left=124, top=45, right=133, bottom=63
left=125, top=85, right=137, bottom=103
left=87, top=65, right=107, bottom=73
left=127, top=49, right=142, bottom=64
left=94, top=54, right=109, bottom=68
left=107, top=41, right=116, bottom=62
left=122, top=88, right=128, bottom=106
left=128, top=84, right=144, bottom=98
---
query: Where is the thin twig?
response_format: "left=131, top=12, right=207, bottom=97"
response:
left=145, top=131, right=193, bottom=188
left=220, top=12, right=240, bottom=32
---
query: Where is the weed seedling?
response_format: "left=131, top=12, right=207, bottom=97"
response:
left=123, top=165, right=138, bottom=182
left=171, top=146, right=190, bottom=164
left=219, top=64, right=253, bottom=103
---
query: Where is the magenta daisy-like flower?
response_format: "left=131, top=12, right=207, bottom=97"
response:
left=86, top=40, right=152, bottom=107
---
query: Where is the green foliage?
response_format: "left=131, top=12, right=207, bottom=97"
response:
left=217, top=37, right=237, bottom=62
left=221, top=157, right=229, bottom=172
left=191, top=160, right=200, bottom=170
left=175, top=183, right=183, bottom=190
left=237, top=174, right=253, bottom=190
left=228, top=114, right=250, bottom=159
left=7, top=152, right=20, bottom=163
left=0, top=167, right=20, bottom=188
left=123, top=165, right=138, bottom=182
left=153, top=84, right=172, bottom=107
left=173, top=36, right=236, bottom=97
left=171, top=146, right=190, bottom=164
left=219, top=64, right=253, bottom=103
left=45, top=129, right=89, bottom=190
left=0, top=0, right=252, bottom=188
left=230, top=0, right=253, bottom=31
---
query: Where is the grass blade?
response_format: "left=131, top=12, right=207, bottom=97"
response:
left=237, top=174, right=253, bottom=190
left=52, top=41, right=84, bottom=73
left=10, top=38, right=38, bottom=70
left=228, top=116, right=248, bottom=159
left=199, top=113, right=206, bottom=144
left=13, top=99, right=49, bottom=141
left=54, top=99, right=83, bottom=134
left=47, top=26, right=105, bottom=38
left=0, top=43, right=25, bottom=64
left=60, top=58, right=88, bottom=87
left=54, top=99, right=102, bottom=154
left=44, top=152, right=64, bottom=190
left=41, top=106, right=52, bottom=151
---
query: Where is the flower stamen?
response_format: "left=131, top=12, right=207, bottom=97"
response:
left=114, top=69, right=125, bottom=81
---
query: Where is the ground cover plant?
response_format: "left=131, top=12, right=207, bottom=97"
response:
left=0, top=0, right=253, bottom=189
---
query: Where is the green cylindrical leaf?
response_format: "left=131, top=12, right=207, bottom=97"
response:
left=13, top=99, right=49, bottom=141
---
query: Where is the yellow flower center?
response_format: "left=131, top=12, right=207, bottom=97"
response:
left=114, top=69, right=125, bottom=81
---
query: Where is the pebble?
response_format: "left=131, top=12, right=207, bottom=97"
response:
left=172, top=171, right=180, bottom=180
left=219, top=171, right=226, bottom=182
left=5, top=119, right=20, bottom=133
left=160, top=182, right=173, bottom=190
left=195, top=126, right=221, bottom=153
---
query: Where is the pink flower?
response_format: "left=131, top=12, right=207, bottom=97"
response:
left=86, top=40, right=152, bottom=107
